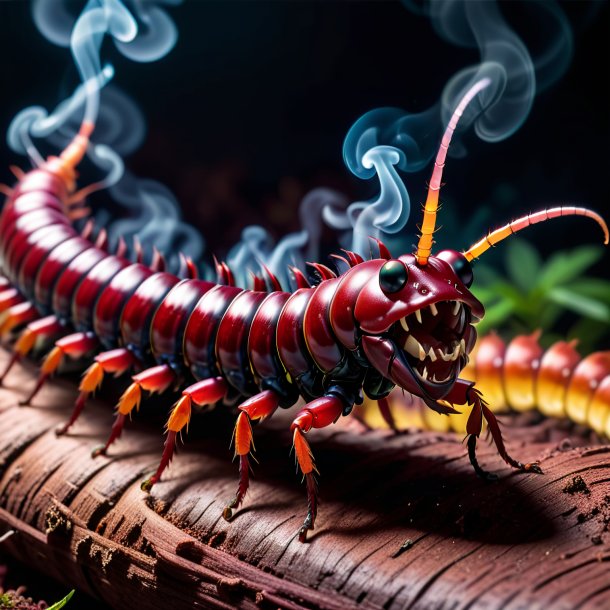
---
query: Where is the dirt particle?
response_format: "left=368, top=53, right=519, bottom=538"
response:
left=44, top=506, right=71, bottom=535
left=176, top=539, right=204, bottom=563
left=591, top=535, right=603, bottom=545
left=562, top=475, right=590, bottom=495
left=391, top=539, right=414, bottom=558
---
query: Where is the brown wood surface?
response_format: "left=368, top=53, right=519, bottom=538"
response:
left=0, top=348, right=608, bottom=610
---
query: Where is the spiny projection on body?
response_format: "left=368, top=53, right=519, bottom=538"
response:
left=0, top=78, right=608, bottom=542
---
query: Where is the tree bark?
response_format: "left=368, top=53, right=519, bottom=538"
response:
left=0, top=348, right=608, bottom=610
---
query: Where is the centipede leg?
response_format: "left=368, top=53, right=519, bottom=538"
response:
left=291, top=394, right=346, bottom=543
left=0, top=315, right=63, bottom=384
left=0, top=302, right=38, bottom=338
left=92, top=364, right=176, bottom=458
left=0, top=288, right=24, bottom=323
left=21, top=331, right=98, bottom=405
left=56, top=347, right=136, bottom=436
left=141, top=376, right=228, bottom=492
left=223, top=389, right=282, bottom=520
left=377, top=396, right=399, bottom=432
left=480, top=399, right=543, bottom=474
left=464, top=385, right=542, bottom=478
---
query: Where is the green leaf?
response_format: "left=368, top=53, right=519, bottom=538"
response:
left=548, top=286, right=610, bottom=322
left=472, top=263, right=502, bottom=287
left=505, top=239, right=542, bottom=292
left=47, top=590, right=75, bottom=610
left=568, top=278, right=610, bottom=303
left=538, top=246, right=603, bottom=289
left=476, top=300, right=516, bottom=334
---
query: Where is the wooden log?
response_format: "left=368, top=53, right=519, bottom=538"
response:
left=0, top=347, right=608, bottom=610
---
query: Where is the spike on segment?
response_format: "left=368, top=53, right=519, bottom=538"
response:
left=94, top=228, right=108, bottom=251
left=178, top=253, right=198, bottom=279
left=133, top=236, right=144, bottom=264
left=250, top=272, right=266, bottom=292
left=9, top=165, right=25, bottom=180
left=115, top=236, right=127, bottom=259
left=307, top=262, right=336, bottom=281
left=369, top=237, right=392, bottom=260
left=341, top=249, right=365, bottom=267
left=260, top=264, right=282, bottom=292
left=81, top=219, right=95, bottom=240
left=214, top=257, right=235, bottom=286
left=464, top=206, right=609, bottom=261
left=289, top=266, right=310, bottom=289
left=151, top=247, right=166, bottom=272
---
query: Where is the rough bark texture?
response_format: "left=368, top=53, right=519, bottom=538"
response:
left=0, top=348, right=608, bottom=610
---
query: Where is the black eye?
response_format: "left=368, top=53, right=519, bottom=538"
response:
left=452, top=255, right=473, bottom=287
left=437, top=250, right=473, bottom=287
left=379, top=260, right=408, bottom=293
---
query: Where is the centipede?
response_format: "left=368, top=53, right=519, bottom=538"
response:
left=1, top=67, right=608, bottom=542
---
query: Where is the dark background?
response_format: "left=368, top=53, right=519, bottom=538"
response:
left=0, top=0, right=608, bottom=263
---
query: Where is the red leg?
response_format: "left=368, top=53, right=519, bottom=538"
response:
left=0, top=302, right=38, bottom=338
left=0, top=288, right=24, bottom=320
left=21, top=332, right=98, bottom=405
left=0, top=315, right=63, bottom=383
left=56, top=347, right=136, bottom=436
left=93, top=364, right=177, bottom=458
left=222, top=389, right=282, bottom=520
left=444, top=379, right=543, bottom=479
left=291, top=394, right=346, bottom=543
left=140, top=376, right=227, bottom=491
left=377, top=396, right=400, bottom=432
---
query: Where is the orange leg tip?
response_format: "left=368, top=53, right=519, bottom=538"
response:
left=167, top=395, right=191, bottom=432
left=80, top=362, right=104, bottom=393
left=117, top=383, right=141, bottom=415
left=41, top=347, right=63, bottom=375
left=293, top=428, right=316, bottom=475
left=14, top=330, right=36, bottom=356
left=234, top=412, right=253, bottom=457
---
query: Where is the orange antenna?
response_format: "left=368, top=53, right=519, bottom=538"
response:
left=464, top=206, right=609, bottom=261
left=415, top=78, right=491, bottom=265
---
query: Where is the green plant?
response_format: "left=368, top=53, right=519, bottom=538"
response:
left=471, top=238, right=610, bottom=352
left=47, top=590, right=74, bottom=610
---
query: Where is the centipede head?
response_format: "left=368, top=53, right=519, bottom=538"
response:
left=350, top=252, right=483, bottom=401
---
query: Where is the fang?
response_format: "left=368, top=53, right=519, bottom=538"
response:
left=452, top=301, right=461, bottom=316
left=429, top=303, right=438, bottom=316
left=415, top=309, right=422, bottom=324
